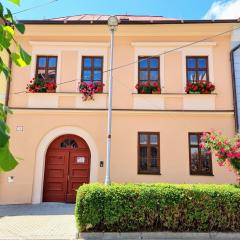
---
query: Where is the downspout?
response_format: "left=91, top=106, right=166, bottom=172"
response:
left=230, top=43, right=240, bottom=133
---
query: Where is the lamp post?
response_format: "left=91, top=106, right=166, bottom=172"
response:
left=105, top=16, right=118, bottom=185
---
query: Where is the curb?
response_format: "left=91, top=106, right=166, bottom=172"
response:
left=77, top=232, right=240, bottom=240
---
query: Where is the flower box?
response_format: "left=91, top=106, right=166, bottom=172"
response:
left=26, top=78, right=57, bottom=93
left=185, top=81, right=215, bottom=94
left=135, top=83, right=161, bottom=94
left=79, top=82, right=105, bottom=101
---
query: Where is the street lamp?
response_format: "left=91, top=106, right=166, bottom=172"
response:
left=104, top=16, right=118, bottom=185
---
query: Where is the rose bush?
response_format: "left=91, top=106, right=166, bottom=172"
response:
left=201, top=131, right=240, bottom=181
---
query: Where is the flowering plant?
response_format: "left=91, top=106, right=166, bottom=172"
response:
left=201, top=131, right=240, bottom=182
left=135, top=82, right=161, bottom=94
left=185, top=80, right=215, bottom=94
left=26, top=78, right=57, bottom=93
left=79, top=82, right=104, bottom=101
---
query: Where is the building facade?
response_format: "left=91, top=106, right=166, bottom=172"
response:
left=0, top=15, right=239, bottom=204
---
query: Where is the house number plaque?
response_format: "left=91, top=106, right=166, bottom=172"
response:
left=77, top=156, right=85, bottom=164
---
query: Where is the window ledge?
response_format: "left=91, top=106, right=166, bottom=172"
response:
left=27, top=92, right=108, bottom=108
left=190, top=173, right=214, bottom=176
left=27, top=92, right=108, bottom=96
left=132, top=92, right=217, bottom=96
left=138, top=172, right=161, bottom=175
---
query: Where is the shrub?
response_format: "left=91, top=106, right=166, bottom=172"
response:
left=75, top=183, right=240, bottom=232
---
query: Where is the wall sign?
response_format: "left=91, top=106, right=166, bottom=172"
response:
left=16, top=126, right=24, bottom=132
left=77, top=156, right=85, bottom=164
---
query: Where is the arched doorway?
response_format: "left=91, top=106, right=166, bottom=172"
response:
left=43, top=134, right=91, bottom=203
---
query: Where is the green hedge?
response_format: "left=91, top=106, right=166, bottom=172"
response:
left=75, top=183, right=240, bottom=232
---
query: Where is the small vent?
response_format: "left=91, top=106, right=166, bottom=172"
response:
left=60, top=139, right=78, bottom=149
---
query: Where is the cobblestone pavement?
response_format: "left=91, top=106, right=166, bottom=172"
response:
left=0, top=203, right=76, bottom=240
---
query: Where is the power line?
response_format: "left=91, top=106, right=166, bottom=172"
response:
left=13, top=0, right=59, bottom=15
left=12, top=23, right=240, bottom=95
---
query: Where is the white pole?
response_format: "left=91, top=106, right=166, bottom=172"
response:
left=105, top=29, right=114, bottom=185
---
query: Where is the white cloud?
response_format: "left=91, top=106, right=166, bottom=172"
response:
left=203, top=0, right=240, bottom=19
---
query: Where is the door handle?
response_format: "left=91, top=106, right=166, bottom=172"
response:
left=67, top=175, right=70, bottom=181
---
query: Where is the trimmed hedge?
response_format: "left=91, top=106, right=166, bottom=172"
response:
left=75, top=183, right=240, bottom=232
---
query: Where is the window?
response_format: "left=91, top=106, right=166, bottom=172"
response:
left=138, top=56, right=160, bottom=85
left=60, top=139, right=78, bottom=149
left=188, top=133, right=213, bottom=175
left=35, top=56, right=58, bottom=83
left=81, top=56, right=103, bottom=90
left=186, top=56, right=209, bottom=83
left=138, top=132, right=160, bottom=174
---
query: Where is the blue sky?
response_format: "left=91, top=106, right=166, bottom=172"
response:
left=2, top=0, right=240, bottom=20
left=1, top=0, right=221, bottom=20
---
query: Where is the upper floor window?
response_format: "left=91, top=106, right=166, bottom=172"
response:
left=138, top=56, right=160, bottom=86
left=188, top=133, right=213, bottom=176
left=81, top=56, right=103, bottom=86
left=186, top=56, right=209, bottom=83
left=36, top=56, right=58, bottom=83
left=138, top=132, right=160, bottom=175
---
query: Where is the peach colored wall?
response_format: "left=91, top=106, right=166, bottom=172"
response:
left=8, top=25, right=233, bottom=111
left=0, top=111, right=237, bottom=204
left=0, top=23, right=237, bottom=204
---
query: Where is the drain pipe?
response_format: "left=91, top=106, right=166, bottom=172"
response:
left=230, top=43, right=240, bottom=133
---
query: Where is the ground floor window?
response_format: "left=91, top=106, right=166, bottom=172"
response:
left=138, top=132, right=160, bottom=174
left=188, top=132, right=213, bottom=175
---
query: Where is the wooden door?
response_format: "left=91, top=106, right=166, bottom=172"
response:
left=43, top=134, right=91, bottom=203
left=66, top=150, right=91, bottom=202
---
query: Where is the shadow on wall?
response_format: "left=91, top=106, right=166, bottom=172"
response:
left=0, top=203, right=75, bottom=216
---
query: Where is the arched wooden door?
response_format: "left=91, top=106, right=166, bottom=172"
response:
left=43, top=134, right=91, bottom=203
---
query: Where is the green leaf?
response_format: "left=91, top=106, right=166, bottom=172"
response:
left=11, top=52, right=25, bottom=67
left=19, top=45, right=31, bottom=65
left=0, top=144, right=18, bottom=172
left=4, top=26, right=14, bottom=40
left=0, top=120, right=9, bottom=147
left=0, top=26, right=11, bottom=49
left=0, top=3, right=3, bottom=17
left=4, top=8, right=14, bottom=23
left=7, top=0, right=20, bottom=5
left=14, top=22, right=25, bottom=34
left=0, top=57, right=11, bottom=78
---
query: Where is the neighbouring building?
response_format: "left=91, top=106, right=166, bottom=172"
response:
left=0, top=15, right=239, bottom=204
left=231, top=28, right=240, bottom=131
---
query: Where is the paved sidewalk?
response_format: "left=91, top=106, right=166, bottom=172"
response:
left=0, top=203, right=76, bottom=240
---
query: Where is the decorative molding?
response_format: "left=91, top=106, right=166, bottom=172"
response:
left=75, top=94, right=108, bottom=109
left=181, top=47, right=215, bottom=92
left=27, top=94, right=59, bottom=108
left=32, top=126, right=99, bottom=204
left=131, top=42, right=217, bottom=47
left=133, top=47, right=165, bottom=93
left=29, top=41, right=110, bottom=47
left=29, top=41, right=110, bottom=50
left=10, top=107, right=234, bottom=116
left=133, top=95, right=165, bottom=110
left=183, top=94, right=216, bottom=110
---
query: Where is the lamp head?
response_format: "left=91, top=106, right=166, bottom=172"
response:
left=107, top=16, right=119, bottom=31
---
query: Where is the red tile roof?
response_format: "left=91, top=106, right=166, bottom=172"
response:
left=48, top=14, right=176, bottom=22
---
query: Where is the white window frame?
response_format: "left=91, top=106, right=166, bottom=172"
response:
left=182, top=47, right=215, bottom=92
left=29, top=41, right=109, bottom=93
